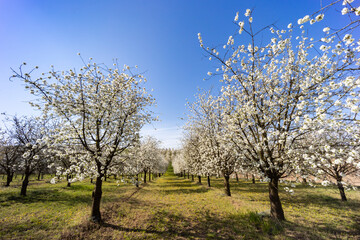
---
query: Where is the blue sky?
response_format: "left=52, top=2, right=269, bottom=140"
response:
left=0, top=0, right=347, bottom=148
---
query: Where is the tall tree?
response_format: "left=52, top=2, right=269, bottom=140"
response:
left=12, top=59, right=156, bottom=223
left=198, top=8, right=359, bottom=220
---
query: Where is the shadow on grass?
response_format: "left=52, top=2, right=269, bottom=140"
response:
left=0, top=188, right=91, bottom=207
left=62, top=208, right=287, bottom=240
left=282, top=218, right=360, bottom=239
left=161, top=187, right=210, bottom=195
left=281, top=192, right=360, bottom=210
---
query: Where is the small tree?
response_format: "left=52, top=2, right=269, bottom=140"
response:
left=12, top=116, right=48, bottom=196
left=300, top=125, right=360, bottom=201
left=187, top=91, right=237, bottom=195
left=12, top=59, right=155, bottom=222
left=0, top=128, right=21, bottom=187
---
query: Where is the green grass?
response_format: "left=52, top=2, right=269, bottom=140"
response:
left=0, top=170, right=359, bottom=239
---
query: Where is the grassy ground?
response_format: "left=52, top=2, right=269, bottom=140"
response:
left=0, top=168, right=359, bottom=240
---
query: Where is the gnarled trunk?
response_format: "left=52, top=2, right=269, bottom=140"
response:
left=66, top=174, right=71, bottom=187
left=207, top=175, right=211, bottom=187
left=91, top=176, right=103, bottom=223
left=21, top=171, right=30, bottom=196
left=5, top=171, right=13, bottom=187
left=269, top=177, right=285, bottom=220
left=336, top=177, right=347, bottom=201
left=224, top=175, right=231, bottom=196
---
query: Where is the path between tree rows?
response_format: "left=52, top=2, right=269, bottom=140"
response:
left=62, top=166, right=284, bottom=240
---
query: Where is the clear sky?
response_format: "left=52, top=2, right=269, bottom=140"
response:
left=0, top=0, right=348, bottom=148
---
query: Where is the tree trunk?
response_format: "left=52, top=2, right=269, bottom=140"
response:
left=207, top=175, right=211, bottom=187
left=187, top=171, right=190, bottom=179
left=337, top=178, right=347, bottom=201
left=252, top=175, right=255, bottom=184
left=5, top=171, right=13, bottom=187
left=149, top=170, right=151, bottom=182
left=191, top=175, right=194, bottom=182
left=235, top=173, right=239, bottom=182
left=91, top=176, right=103, bottom=223
left=143, top=170, right=147, bottom=183
left=41, top=173, right=44, bottom=180
left=302, top=178, right=307, bottom=184
left=158, top=173, right=161, bottom=177
left=183, top=170, right=186, bottom=179
left=90, top=178, right=93, bottom=184
left=136, top=174, right=139, bottom=188
left=67, top=174, right=71, bottom=187
left=198, top=175, right=201, bottom=184
left=20, top=171, right=30, bottom=196
left=268, top=177, right=285, bottom=220
left=37, top=171, right=41, bottom=181
left=224, top=175, right=231, bottom=196
left=21, top=174, right=24, bottom=180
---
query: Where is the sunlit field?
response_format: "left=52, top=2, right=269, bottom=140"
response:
left=1, top=1, right=360, bottom=239
left=1, top=166, right=359, bottom=240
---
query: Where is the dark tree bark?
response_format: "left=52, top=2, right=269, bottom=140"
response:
left=198, top=175, right=202, bottom=184
left=90, top=178, right=93, bottom=184
left=149, top=170, right=151, bottom=182
left=191, top=175, right=194, bottom=182
left=158, top=173, right=161, bottom=177
left=37, top=171, right=41, bottom=181
left=5, top=171, right=14, bottom=187
left=136, top=174, right=139, bottom=188
left=91, top=176, right=103, bottom=223
left=143, top=170, right=147, bottom=183
left=224, top=175, right=231, bottom=196
left=187, top=171, right=190, bottom=179
left=269, top=177, right=285, bottom=220
left=66, top=174, right=71, bottom=187
left=252, top=175, right=255, bottom=184
left=183, top=170, right=186, bottom=179
left=336, top=177, right=347, bottom=201
left=20, top=170, right=31, bottom=196
left=235, top=173, right=239, bottom=182
left=207, top=175, right=211, bottom=187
